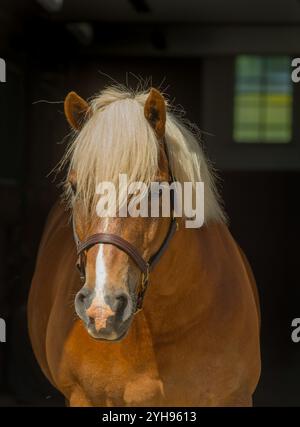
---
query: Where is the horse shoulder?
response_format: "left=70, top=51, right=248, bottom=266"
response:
left=28, top=201, right=73, bottom=387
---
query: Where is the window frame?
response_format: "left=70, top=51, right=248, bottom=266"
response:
left=200, top=54, right=300, bottom=171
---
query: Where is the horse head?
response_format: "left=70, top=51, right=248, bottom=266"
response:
left=64, top=88, right=175, bottom=341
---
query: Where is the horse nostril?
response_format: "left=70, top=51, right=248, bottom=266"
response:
left=114, top=292, right=132, bottom=321
left=75, top=287, right=90, bottom=308
left=77, top=292, right=86, bottom=303
left=75, top=288, right=92, bottom=319
left=116, top=294, right=128, bottom=312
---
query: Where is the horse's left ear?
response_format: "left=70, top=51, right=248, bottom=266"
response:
left=144, top=88, right=166, bottom=140
left=64, top=91, right=89, bottom=130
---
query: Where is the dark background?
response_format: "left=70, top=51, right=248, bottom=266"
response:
left=0, top=0, right=300, bottom=406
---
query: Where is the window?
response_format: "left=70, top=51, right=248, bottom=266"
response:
left=233, top=55, right=292, bottom=143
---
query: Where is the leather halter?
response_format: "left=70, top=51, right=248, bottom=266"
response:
left=73, top=213, right=178, bottom=312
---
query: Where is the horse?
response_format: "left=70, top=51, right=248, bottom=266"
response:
left=28, top=85, right=261, bottom=406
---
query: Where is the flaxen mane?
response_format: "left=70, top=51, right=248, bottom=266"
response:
left=59, top=85, right=225, bottom=223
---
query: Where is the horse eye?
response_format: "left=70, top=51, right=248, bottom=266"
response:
left=70, top=182, right=77, bottom=194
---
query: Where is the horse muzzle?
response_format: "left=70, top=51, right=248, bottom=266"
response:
left=75, top=286, right=134, bottom=341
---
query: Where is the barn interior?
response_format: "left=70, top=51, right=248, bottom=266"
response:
left=0, top=0, right=300, bottom=406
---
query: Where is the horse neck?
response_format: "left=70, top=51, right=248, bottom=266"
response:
left=145, top=222, right=225, bottom=332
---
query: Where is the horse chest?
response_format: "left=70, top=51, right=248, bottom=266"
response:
left=51, top=320, right=164, bottom=406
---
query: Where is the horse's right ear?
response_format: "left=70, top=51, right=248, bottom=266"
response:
left=144, top=88, right=166, bottom=140
left=64, top=91, right=89, bottom=130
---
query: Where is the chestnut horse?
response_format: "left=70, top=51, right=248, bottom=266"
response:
left=28, top=86, right=261, bottom=406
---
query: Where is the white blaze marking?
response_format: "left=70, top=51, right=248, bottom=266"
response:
left=95, top=219, right=109, bottom=300
left=95, top=243, right=107, bottom=298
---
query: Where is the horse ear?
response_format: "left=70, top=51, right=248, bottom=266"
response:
left=64, top=91, right=89, bottom=130
left=144, top=88, right=166, bottom=139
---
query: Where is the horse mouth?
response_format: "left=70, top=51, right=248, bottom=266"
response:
left=87, top=326, right=128, bottom=342
left=85, top=315, right=131, bottom=342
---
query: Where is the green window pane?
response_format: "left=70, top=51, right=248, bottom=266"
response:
left=235, top=105, right=261, bottom=125
left=234, top=126, right=260, bottom=143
